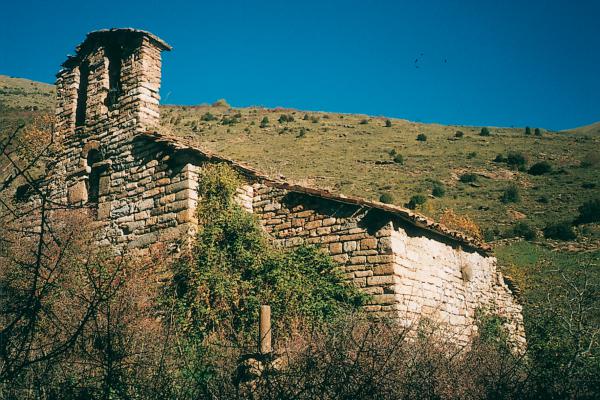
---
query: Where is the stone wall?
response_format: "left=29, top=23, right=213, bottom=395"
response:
left=249, top=183, right=525, bottom=348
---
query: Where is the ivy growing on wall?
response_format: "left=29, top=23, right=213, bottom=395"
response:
left=165, top=163, right=368, bottom=346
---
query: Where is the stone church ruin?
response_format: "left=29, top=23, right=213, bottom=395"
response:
left=43, top=28, right=525, bottom=347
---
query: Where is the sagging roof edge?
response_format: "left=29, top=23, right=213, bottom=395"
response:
left=139, top=131, right=492, bottom=254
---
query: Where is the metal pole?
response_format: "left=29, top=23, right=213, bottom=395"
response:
left=259, top=305, right=272, bottom=355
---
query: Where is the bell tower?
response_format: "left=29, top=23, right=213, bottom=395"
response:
left=55, top=28, right=171, bottom=206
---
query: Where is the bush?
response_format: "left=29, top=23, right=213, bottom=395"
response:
left=406, top=194, right=427, bottom=209
left=537, top=195, right=549, bottom=204
left=379, top=193, right=394, bottom=204
left=582, top=182, right=596, bottom=189
left=303, top=113, right=310, bottom=120
left=467, top=151, right=477, bottom=159
left=388, top=148, right=397, bottom=156
left=455, top=130, right=464, bottom=138
left=575, top=198, right=600, bottom=224
left=543, top=222, right=576, bottom=240
left=508, top=221, right=537, bottom=241
left=393, top=154, right=404, bottom=164
left=528, top=161, right=552, bottom=175
left=310, top=116, right=320, bottom=123
left=201, top=112, right=217, bottom=121
left=432, top=182, right=445, bottom=197
left=506, top=151, right=527, bottom=169
left=416, top=133, right=427, bottom=142
left=501, top=185, right=521, bottom=203
left=260, top=116, right=269, bottom=128
left=279, top=114, right=294, bottom=123
left=525, top=126, right=531, bottom=135
left=493, top=154, right=507, bottom=163
left=480, top=127, right=490, bottom=136
left=459, top=173, right=478, bottom=183
left=360, top=119, right=369, bottom=125
left=168, top=164, right=367, bottom=343
left=534, top=128, right=542, bottom=136
left=385, top=119, right=392, bottom=127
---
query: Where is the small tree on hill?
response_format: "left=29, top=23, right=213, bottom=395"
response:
left=534, top=128, right=542, bottom=136
left=480, top=127, right=491, bottom=136
left=416, top=133, right=427, bottom=142
left=385, top=119, right=392, bottom=127
left=525, top=126, right=531, bottom=135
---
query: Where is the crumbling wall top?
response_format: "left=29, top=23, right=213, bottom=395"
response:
left=60, top=28, right=171, bottom=70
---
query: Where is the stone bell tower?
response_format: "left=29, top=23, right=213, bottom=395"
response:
left=54, top=28, right=171, bottom=206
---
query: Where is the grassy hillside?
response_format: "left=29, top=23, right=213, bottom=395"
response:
left=160, top=104, right=600, bottom=242
left=1, top=75, right=599, bottom=244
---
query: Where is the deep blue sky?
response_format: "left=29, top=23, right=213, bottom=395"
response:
left=1, top=0, right=599, bottom=130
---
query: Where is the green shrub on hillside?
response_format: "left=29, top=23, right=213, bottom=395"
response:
left=432, top=182, right=445, bottom=197
left=393, top=154, right=404, bottom=164
left=507, top=221, right=537, bottom=241
left=416, top=133, right=427, bottom=142
left=480, top=127, right=490, bottom=136
left=528, top=161, right=552, bottom=175
left=455, top=130, right=464, bottom=138
left=379, top=193, right=394, bottom=204
left=260, top=116, right=269, bottom=128
left=506, top=151, right=527, bottom=169
left=493, top=154, right=507, bottom=163
left=575, top=199, right=600, bottom=224
left=279, top=114, right=294, bottom=123
left=201, top=112, right=217, bottom=121
left=525, top=126, right=531, bottom=135
left=406, top=194, right=427, bottom=209
left=459, top=173, right=478, bottom=183
left=534, top=128, right=542, bottom=136
left=501, top=185, right=521, bottom=203
left=543, top=222, right=577, bottom=240
left=385, top=119, right=392, bottom=127
left=360, top=119, right=369, bottom=125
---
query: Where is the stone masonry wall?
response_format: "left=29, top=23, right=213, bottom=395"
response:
left=249, top=183, right=525, bottom=347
